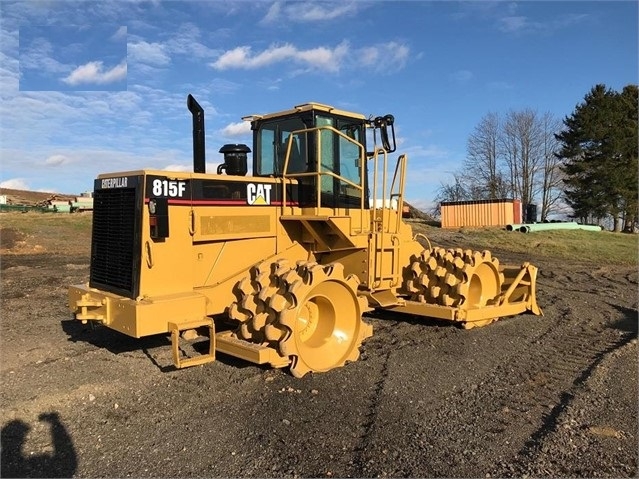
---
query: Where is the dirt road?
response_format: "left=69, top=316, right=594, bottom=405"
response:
left=1, top=230, right=637, bottom=477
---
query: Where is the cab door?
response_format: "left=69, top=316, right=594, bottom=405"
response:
left=316, top=115, right=366, bottom=209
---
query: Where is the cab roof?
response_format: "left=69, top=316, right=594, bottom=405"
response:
left=242, top=102, right=367, bottom=122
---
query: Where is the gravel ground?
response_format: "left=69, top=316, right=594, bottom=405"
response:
left=1, top=229, right=637, bottom=478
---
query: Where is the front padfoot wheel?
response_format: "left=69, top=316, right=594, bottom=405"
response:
left=406, top=247, right=504, bottom=308
left=229, top=260, right=372, bottom=377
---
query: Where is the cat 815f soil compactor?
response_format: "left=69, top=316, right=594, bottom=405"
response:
left=68, top=95, right=542, bottom=377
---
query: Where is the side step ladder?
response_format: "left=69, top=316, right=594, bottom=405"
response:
left=168, top=318, right=216, bottom=369
left=168, top=319, right=291, bottom=370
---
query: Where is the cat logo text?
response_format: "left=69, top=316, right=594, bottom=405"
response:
left=246, top=183, right=272, bottom=205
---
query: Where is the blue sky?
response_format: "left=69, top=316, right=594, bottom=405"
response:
left=1, top=1, right=637, bottom=211
left=19, top=25, right=127, bottom=91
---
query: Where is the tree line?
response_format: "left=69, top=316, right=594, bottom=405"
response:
left=435, top=84, right=638, bottom=231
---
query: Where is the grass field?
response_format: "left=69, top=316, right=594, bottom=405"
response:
left=1, top=212, right=637, bottom=266
left=0, top=211, right=92, bottom=255
left=411, top=221, right=639, bottom=266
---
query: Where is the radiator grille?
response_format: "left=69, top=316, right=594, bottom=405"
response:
left=89, top=187, right=139, bottom=297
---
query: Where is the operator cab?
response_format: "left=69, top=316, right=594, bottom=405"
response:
left=246, top=103, right=375, bottom=209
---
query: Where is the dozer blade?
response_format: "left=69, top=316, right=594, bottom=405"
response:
left=459, top=261, right=542, bottom=328
left=495, top=262, right=542, bottom=316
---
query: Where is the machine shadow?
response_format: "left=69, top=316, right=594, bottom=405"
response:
left=61, top=318, right=268, bottom=373
left=364, top=308, right=456, bottom=328
left=61, top=318, right=178, bottom=371
left=61, top=318, right=171, bottom=354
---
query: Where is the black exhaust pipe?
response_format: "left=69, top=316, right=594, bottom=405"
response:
left=187, top=94, right=205, bottom=174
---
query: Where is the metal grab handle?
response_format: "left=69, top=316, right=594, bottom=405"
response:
left=189, top=209, right=196, bottom=235
left=145, top=241, right=153, bottom=268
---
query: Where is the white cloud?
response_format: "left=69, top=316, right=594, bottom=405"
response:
left=487, top=81, right=514, bottom=90
left=261, top=1, right=359, bottom=23
left=498, top=13, right=591, bottom=34
left=359, top=47, right=379, bottom=66
left=111, top=26, right=127, bottom=41
left=212, top=44, right=334, bottom=71
left=2, top=145, right=194, bottom=194
left=210, top=40, right=409, bottom=74
left=265, top=78, right=283, bottom=91
left=205, top=78, right=242, bottom=94
left=128, top=41, right=170, bottom=66
left=62, top=60, right=127, bottom=85
left=165, top=23, right=219, bottom=59
left=0, top=32, right=20, bottom=92
left=44, top=154, right=72, bottom=166
left=450, top=69, right=474, bottom=83
left=126, top=24, right=219, bottom=74
left=403, top=144, right=450, bottom=160
left=220, top=121, right=251, bottom=137
left=499, top=16, right=528, bottom=33
left=552, top=13, right=591, bottom=29
left=453, top=2, right=591, bottom=36
left=293, top=2, right=359, bottom=21
left=0, top=178, right=30, bottom=190
left=20, top=37, right=70, bottom=74
left=261, top=2, right=282, bottom=24
left=365, top=42, right=409, bottom=71
left=162, top=164, right=191, bottom=172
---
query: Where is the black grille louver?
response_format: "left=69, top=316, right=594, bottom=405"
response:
left=89, top=185, right=140, bottom=298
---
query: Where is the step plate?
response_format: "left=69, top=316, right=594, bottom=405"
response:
left=215, top=331, right=290, bottom=368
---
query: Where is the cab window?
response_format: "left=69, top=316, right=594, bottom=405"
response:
left=256, top=118, right=307, bottom=176
left=316, top=115, right=363, bottom=198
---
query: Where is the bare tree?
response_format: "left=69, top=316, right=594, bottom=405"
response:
left=432, top=172, right=469, bottom=217
left=501, top=109, right=544, bottom=209
left=434, top=109, right=564, bottom=220
left=463, top=112, right=510, bottom=199
left=538, top=112, right=564, bottom=220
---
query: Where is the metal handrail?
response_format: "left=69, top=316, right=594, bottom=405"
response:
left=389, top=154, right=408, bottom=233
left=370, top=151, right=408, bottom=288
left=370, top=147, right=387, bottom=288
left=275, top=123, right=409, bottom=287
left=280, top=126, right=367, bottom=232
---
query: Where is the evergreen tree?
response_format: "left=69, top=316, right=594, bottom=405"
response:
left=556, top=84, right=638, bottom=231
left=618, top=85, right=639, bottom=230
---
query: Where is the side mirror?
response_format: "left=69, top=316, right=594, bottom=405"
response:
left=369, top=115, right=397, bottom=154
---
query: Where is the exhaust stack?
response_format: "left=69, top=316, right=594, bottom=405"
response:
left=187, top=94, right=205, bottom=174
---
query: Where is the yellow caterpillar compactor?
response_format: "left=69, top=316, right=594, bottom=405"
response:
left=68, top=96, right=542, bottom=377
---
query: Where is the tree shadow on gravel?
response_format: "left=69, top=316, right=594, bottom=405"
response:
left=510, top=304, right=637, bottom=472
left=1, top=412, right=77, bottom=478
left=608, top=304, right=639, bottom=336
